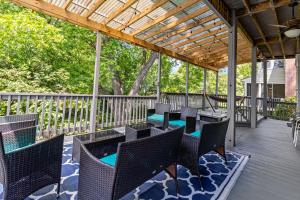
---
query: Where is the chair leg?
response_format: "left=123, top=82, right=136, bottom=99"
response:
left=214, top=146, right=227, bottom=164
left=165, top=163, right=180, bottom=194
left=197, top=171, right=204, bottom=192
left=56, top=182, right=61, bottom=199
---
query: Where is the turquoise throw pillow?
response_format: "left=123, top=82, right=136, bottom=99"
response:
left=100, top=153, right=117, bottom=167
left=169, top=120, right=186, bottom=127
left=190, top=131, right=201, bottom=138
left=147, top=114, right=164, bottom=122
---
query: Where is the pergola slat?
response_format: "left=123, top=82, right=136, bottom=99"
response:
left=141, top=6, right=210, bottom=40
left=151, top=14, right=218, bottom=45
left=62, top=0, right=73, bottom=10
left=84, top=0, right=107, bottom=18
left=130, top=0, right=200, bottom=36
left=104, top=0, right=137, bottom=25
left=11, top=0, right=220, bottom=70
left=117, top=0, right=170, bottom=31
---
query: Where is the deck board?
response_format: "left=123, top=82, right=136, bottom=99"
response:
left=228, top=119, right=300, bottom=200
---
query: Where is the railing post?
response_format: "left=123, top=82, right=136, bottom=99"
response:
left=90, top=31, right=102, bottom=138
left=202, top=68, right=207, bottom=110
left=185, top=62, right=189, bottom=107
left=251, top=45, right=257, bottom=128
left=227, top=9, right=237, bottom=147
left=296, top=54, right=300, bottom=113
left=157, top=53, right=161, bottom=102
left=263, top=59, right=268, bottom=118
left=215, top=71, right=219, bottom=108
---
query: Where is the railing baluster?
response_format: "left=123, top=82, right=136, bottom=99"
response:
left=26, top=96, right=30, bottom=114
left=40, top=96, right=46, bottom=137
left=73, top=97, right=79, bottom=132
left=53, top=97, right=60, bottom=135
left=79, top=97, right=84, bottom=132
left=67, top=97, right=73, bottom=133
left=109, top=98, right=113, bottom=127
left=85, top=97, right=89, bottom=130
left=16, top=95, right=21, bottom=114
left=34, top=96, right=38, bottom=114
left=6, top=95, right=11, bottom=115
left=60, top=97, right=67, bottom=134
left=46, top=97, right=53, bottom=137
left=106, top=98, right=109, bottom=128
left=101, top=97, right=105, bottom=129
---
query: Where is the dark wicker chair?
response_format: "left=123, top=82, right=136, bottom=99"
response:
left=78, top=126, right=184, bottom=200
left=146, top=103, right=171, bottom=129
left=0, top=114, right=64, bottom=200
left=178, top=119, right=230, bottom=190
left=168, top=106, right=197, bottom=134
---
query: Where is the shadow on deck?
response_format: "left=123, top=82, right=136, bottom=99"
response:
left=228, top=119, right=300, bottom=200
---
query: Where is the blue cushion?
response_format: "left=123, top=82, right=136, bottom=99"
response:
left=169, top=120, right=186, bottom=127
left=100, top=153, right=117, bottom=167
left=147, top=114, right=164, bottom=122
left=190, top=131, right=201, bottom=138
left=4, top=142, right=34, bottom=154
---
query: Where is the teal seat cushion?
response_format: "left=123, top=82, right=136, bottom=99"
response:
left=190, top=130, right=201, bottom=138
left=169, top=120, right=186, bottom=127
left=147, top=114, right=164, bottom=122
left=100, top=153, right=117, bottom=167
left=4, top=142, right=35, bottom=154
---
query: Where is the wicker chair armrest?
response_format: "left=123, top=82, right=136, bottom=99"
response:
left=180, top=134, right=200, bottom=157
left=78, top=144, right=115, bottom=200
left=147, top=109, right=156, bottom=117
left=5, top=134, right=64, bottom=182
left=169, top=112, right=181, bottom=120
left=85, top=135, right=125, bottom=158
left=150, top=127, right=165, bottom=136
left=185, top=116, right=196, bottom=134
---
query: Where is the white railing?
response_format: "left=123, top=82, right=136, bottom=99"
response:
left=0, top=93, right=156, bottom=137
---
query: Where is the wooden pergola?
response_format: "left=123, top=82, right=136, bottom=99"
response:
left=10, top=0, right=300, bottom=147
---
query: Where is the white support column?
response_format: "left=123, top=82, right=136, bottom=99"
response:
left=185, top=62, right=189, bottom=107
left=215, top=71, right=219, bottom=108
left=263, top=59, right=268, bottom=118
left=90, top=31, right=102, bottom=136
left=251, top=46, right=257, bottom=128
left=202, top=68, right=207, bottom=110
left=296, top=55, right=300, bottom=112
left=157, top=53, right=162, bottom=102
left=227, top=9, right=237, bottom=147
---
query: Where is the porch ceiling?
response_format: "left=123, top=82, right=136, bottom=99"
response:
left=10, top=0, right=253, bottom=71
left=225, top=0, right=299, bottom=60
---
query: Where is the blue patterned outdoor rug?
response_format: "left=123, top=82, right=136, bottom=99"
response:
left=25, top=143, right=249, bottom=200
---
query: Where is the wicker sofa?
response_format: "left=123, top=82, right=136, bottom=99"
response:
left=0, top=114, right=64, bottom=200
left=168, top=106, right=197, bottom=133
left=78, top=126, right=184, bottom=200
left=178, top=119, right=230, bottom=190
left=146, top=103, right=171, bottom=129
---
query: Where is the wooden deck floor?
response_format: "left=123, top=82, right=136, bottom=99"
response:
left=228, top=119, right=300, bottom=200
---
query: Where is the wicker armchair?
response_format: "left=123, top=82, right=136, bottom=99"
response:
left=0, top=114, right=64, bottom=200
left=178, top=119, right=230, bottom=190
left=168, top=106, right=197, bottom=134
left=146, top=103, right=171, bottom=129
left=78, top=126, right=184, bottom=200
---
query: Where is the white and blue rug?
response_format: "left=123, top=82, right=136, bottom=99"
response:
left=26, top=143, right=249, bottom=200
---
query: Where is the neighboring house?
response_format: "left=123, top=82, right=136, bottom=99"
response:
left=243, top=59, right=296, bottom=99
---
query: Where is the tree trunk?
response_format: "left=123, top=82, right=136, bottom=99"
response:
left=128, top=51, right=158, bottom=96
left=108, top=65, right=124, bottom=95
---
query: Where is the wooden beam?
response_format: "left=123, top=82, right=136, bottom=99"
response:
left=151, top=15, right=217, bottom=45
left=173, top=27, right=228, bottom=50
left=84, top=0, right=106, bottom=19
left=237, top=0, right=290, bottom=18
left=117, top=0, right=170, bottom=31
left=10, top=0, right=219, bottom=71
left=176, top=31, right=228, bottom=52
left=242, top=0, right=274, bottom=58
left=130, top=0, right=199, bottom=36
left=160, top=20, right=223, bottom=48
left=255, top=36, right=279, bottom=45
left=202, top=0, right=231, bottom=27
left=270, top=0, right=285, bottom=58
left=104, top=0, right=137, bottom=25
left=142, top=6, right=209, bottom=40
left=62, top=0, right=73, bottom=10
